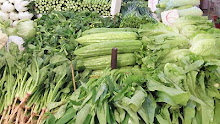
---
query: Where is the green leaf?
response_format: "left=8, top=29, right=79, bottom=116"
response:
left=4, top=52, right=16, bottom=68
left=129, top=90, right=146, bottom=112
left=95, top=83, right=106, bottom=102
left=50, top=55, right=69, bottom=65
left=121, top=114, right=130, bottom=124
left=97, top=101, right=107, bottom=124
left=56, top=107, right=76, bottom=124
left=144, top=93, right=157, bottom=124
left=118, top=107, right=126, bottom=123
left=46, top=114, right=56, bottom=124
left=115, top=101, right=140, bottom=124
left=47, top=101, right=65, bottom=111
left=138, top=106, right=149, bottom=124
left=114, top=86, right=129, bottom=101
left=213, top=99, right=220, bottom=123
left=83, top=114, right=93, bottom=124
left=156, top=115, right=170, bottom=124
left=114, top=109, right=121, bottom=123
left=147, top=77, right=190, bottom=106
left=54, top=104, right=67, bottom=119
left=184, top=60, right=204, bottom=73
left=156, top=91, right=176, bottom=106
left=75, top=104, right=90, bottom=124
left=184, top=101, right=196, bottom=124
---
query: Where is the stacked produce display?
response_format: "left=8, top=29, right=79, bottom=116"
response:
left=156, top=0, right=203, bottom=19
left=0, top=0, right=220, bottom=123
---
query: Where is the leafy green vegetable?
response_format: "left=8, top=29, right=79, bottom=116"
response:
left=17, top=20, right=36, bottom=40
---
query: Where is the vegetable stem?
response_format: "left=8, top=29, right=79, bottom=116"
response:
left=71, top=63, right=76, bottom=91
left=0, top=109, right=7, bottom=123
left=8, top=93, right=31, bottom=123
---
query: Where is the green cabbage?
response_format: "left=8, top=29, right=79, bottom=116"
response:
left=190, top=34, right=220, bottom=59
left=178, top=7, right=203, bottom=17
left=6, top=27, right=17, bottom=36
left=17, top=20, right=36, bottom=40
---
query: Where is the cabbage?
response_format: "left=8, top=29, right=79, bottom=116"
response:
left=166, top=0, right=200, bottom=9
left=178, top=7, right=203, bottom=17
left=16, top=20, right=36, bottom=39
left=6, top=27, right=17, bottom=35
left=190, top=35, right=220, bottom=59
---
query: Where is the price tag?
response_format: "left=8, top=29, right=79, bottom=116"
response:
left=111, top=0, right=122, bottom=16
left=161, top=9, right=179, bottom=26
left=148, top=0, right=158, bottom=12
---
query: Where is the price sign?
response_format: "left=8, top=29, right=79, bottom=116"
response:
left=111, top=0, right=122, bottom=16
left=148, top=0, right=158, bottom=12
left=161, top=9, right=179, bottom=26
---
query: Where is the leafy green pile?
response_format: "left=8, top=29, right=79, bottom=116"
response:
left=173, top=16, right=214, bottom=38
left=0, top=11, right=120, bottom=123
left=26, top=11, right=120, bottom=59
left=137, top=22, right=189, bottom=71
left=0, top=43, right=75, bottom=123
left=44, top=68, right=155, bottom=124
left=44, top=55, right=220, bottom=124
left=120, top=1, right=157, bottom=28
left=44, top=18, right=220, bottom=123
left=136, top=19, right=220, bottom=124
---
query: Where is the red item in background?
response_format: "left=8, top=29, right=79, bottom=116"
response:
left=213, top=16, right=220, bottom=28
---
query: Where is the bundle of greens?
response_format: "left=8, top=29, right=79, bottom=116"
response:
left=43, top=68, right=156, bottom=124
left=35, top=0, right=111, bottom=16
left=120, top=1, right=157, bottom=28
left=0, top=43, right=75, bottom=123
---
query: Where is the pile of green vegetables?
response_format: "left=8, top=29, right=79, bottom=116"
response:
left=43, top=16, right=220, bottom=124
left=26, top=11, right=120, bottom=59
left=120, top=1, right=157, bottom=28
left=0, top=42, right=74, bottom=123
left=156, top=0, right=203, bottom=19
left=0, top=1, right=220, bottom=123
left=73, top=28, right=141, bottom=71
left=35, top=0, right=111, bottom=16
left=0, top=11, right=120, bottom=123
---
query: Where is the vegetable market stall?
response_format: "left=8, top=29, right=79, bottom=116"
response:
left=0, top=0, right=220, bottom=124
